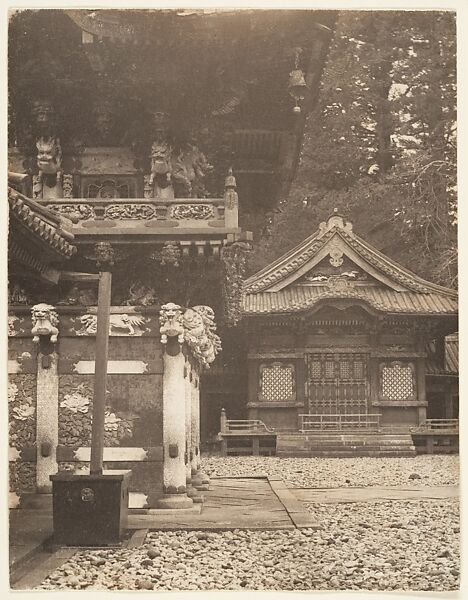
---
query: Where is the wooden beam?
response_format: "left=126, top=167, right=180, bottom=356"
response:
left=60, top=271, right=100, bottom=282
left=90, top=269, right=112, bottom=475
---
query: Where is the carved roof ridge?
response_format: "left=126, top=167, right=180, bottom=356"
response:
left=341, top=231, right=458, bottom=298
left=244, top=229, right=325, bottom=293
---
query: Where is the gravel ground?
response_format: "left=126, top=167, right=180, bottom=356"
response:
left=36, top=456, right=460, bottom=592
left=38, top=499, right=459, bottom=592
left=201, top=455, right=459, bottom=487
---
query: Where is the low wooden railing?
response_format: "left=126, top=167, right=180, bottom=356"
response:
left=299, top=413, right=382, bottom=432
left=412, top=418, right=459, bottom=432
left=219, top=409, right=275, bottom=435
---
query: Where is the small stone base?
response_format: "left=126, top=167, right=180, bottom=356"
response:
left=192, top=470, right=210, bottom=490
left=187, top=486, right=204, bottom=503
left=156, top=494, right=194, bottom=509
left=194, top=483, right=209, bottom=492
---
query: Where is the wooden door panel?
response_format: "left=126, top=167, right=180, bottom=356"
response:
left=307, top=353, right=368, bottom=414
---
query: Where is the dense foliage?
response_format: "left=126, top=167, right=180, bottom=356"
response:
left=250, top=11, right=457, bottom=288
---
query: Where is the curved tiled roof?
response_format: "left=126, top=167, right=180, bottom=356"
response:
left=243, top=286, right=457, bottom=316
left=9, top=187, right=77, bottom=258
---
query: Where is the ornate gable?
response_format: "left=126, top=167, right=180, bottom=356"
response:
left=244, top=211, right=456, bottom=298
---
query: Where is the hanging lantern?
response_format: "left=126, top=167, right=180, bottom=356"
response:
left=288, top=47, right=308, bottom=113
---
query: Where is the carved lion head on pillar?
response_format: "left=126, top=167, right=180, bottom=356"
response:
left=31, top=303, right=59, bottom=344
left=159, top=302, right=184, bottom=344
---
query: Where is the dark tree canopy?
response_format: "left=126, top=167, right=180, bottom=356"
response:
left=249, top=10, right=457, bottom=289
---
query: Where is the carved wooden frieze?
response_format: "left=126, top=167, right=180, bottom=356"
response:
left=171, top=204, right=214, bottom=220
left=47, top=203, right=96, bottom=220
left=326, top=275, right=354, bottom=291
left=104, top=204, right=157, bottom=220
left=71, top=313, right=149, bottom=336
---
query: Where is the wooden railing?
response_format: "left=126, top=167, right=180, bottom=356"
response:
left=412, top=419, right=459, bottom=432
left=299, top=413, right=382, bottom=432
left=219, top=409, right=275, bottom=435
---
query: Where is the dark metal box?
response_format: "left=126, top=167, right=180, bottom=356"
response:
left=50, top=470, right=130, bottom=546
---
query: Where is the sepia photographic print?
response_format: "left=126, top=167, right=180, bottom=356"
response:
left=6, top=1, right=461, bottom=595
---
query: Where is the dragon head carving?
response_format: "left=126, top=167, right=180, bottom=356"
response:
left=36, top=135, right=62, bottom=176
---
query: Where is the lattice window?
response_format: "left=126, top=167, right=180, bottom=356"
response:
left=354, top=361, right=364, bottom=379
left=339, top=361, right=350, bottom=379
left=380, top=362, right=415, bottom=401
left=310, top=361, right=321, bottom=379
left=259, top=363, right=296, bottom=402
left=324, top=361, right=335, bottom=378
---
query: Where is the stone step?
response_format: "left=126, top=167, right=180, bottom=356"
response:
left=278, top=441, right=414, bottom=449
left=276, top=431, right=415, bottom=457
left=279, top=434, right=414, bottom=441
left=277, top=436, right=413, bottom=446
left=278, top=445, right=415, bottom=452
left=277, top=450, right=417, bottom=458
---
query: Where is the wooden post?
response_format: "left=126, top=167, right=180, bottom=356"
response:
left=252, top=437, right=260, bottom=456
left=220, top=407, right=227, bottom=433
left=90, top=243, right=114, bottom=476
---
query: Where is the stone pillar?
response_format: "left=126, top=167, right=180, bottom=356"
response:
left=190, top=372, right=199, bottom=476
left=158, top=339, right=193, bottom=509
left=186, top=362, right=203, bottom=503
left=184, top=360, right=192, bottom=486
left=36, top=351, right=59, bottom=493
left=191, top=372, right=210, bottom=491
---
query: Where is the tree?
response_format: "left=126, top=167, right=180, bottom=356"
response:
left=249, top=10, right=457, bottom=288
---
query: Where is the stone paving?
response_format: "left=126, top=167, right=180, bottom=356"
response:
left=128, top=477, right=311, bottom=530
left=293, top=484, right=459, bottom=504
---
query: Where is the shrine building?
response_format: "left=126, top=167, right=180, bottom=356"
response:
left=229, top=211, right=458, bottom=456
left=7, top=9, right=458, bottom=513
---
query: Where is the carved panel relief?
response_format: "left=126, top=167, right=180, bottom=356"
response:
left=72, top=313, right=148, bottom=336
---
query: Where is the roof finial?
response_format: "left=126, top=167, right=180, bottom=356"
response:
left=318, top=210, right=353, bottom=238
